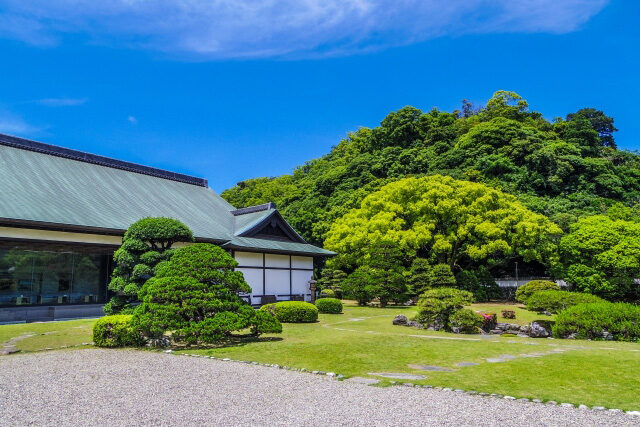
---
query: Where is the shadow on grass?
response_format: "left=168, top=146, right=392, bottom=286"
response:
left=172, top=336, right=284, bottom=351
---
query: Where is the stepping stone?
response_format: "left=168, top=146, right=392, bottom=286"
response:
left=368, top=372, right=426, bottom=380
left=455, top=362, right=478, bottom=367
left=499, top=354, right=517, bottom=359
left=519, top=354, right=541, bottom=358
left=0, top=346, right=19, bottom=355
left=346, top=377, right=380, bottom=385
left=408, top=364, right=455, bottom=372
left=486, top=358, right=506, bottom=363
left=348, top=318, right=364, bottom=322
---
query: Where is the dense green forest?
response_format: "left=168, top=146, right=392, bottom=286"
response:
left=222, top=91, right=640, bottom=301
left=222, top=91, right=638, bottom=243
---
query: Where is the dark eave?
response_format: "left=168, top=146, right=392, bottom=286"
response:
left=236, top=210, right=306, bottom=243
left=0, top=217, right=227, bottom=245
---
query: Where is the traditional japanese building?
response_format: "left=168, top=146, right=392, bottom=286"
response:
left=0, top=133, right=333, bottom=323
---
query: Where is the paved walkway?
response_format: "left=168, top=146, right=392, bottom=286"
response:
left=0, top=349, right=637, bottom=426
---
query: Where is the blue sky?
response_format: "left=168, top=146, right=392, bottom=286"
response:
left=0, top=0, right=637, bottom=193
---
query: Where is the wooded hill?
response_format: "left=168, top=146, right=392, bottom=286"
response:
left=222, top=91, right=638, bottom=248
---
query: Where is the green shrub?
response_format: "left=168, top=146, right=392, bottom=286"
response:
left=319, top=289, right=336, bottom=298
left=515, top=280, right=559, bottom=303
left=315, top=298, right=343, bottom=314
left=132, top=244, right=281, bottom=345
left=415, top=288, right=475, bottom=330
left=455, top=267, right=501, bottom=302
left=106, top=217, right=193, bottom=314
left=93, top=315, right=144, bottom=348
left=526, top=290, right=605, bottom=313
left=449, top=309, right=483, bottom=334
left=260, top=301, right=319, bottom=323
left=553, top=302, right=640, bottom=341
left=501, top=309, right=516, bottom=319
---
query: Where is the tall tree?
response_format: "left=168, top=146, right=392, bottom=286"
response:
left=325, top=175, right=562, bottom=275
left=105, top=217, right=193, bottom=314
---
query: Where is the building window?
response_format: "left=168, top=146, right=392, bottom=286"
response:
left=0, top=243, right=109, bottom=306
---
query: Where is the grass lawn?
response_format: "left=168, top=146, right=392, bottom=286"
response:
left=0, top=319, right=96, bottom=352
left=1, top=303, right=639, bottom=410
left=184, top=302, right=639, bottom=411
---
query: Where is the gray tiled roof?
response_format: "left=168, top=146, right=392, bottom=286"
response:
left=0, top=136, right=333, bottom=257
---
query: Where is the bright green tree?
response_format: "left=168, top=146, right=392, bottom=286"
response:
left=105, top=217, right=193, bottom=314
left=325, top=175, right=562, bottom=275
left=558, top=215, right=640, bottom=300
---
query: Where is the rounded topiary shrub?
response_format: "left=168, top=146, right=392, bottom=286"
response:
left=515, top=280, right=559, bottom=303
left=93, top=315, right=145, bottom=348
left=449, top=309, right=483, bottom=334
left=260, top=301, right=319, bottom=323
left=553, top=302, right=640, bottom=341
left=315, top=298, right=343, bottom=314
left=319, top=289, right=336, bottom=298
left=526, top=290, right=604, bottom=314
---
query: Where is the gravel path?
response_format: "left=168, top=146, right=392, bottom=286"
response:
left=0, top=349, right=637, bottom=426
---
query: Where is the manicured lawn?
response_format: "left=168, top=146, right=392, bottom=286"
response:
left=184, top=302, right=640, bottom=411
left=0, top=319, right=96, bottom=352
left=1, top=303, right=639, bottom=411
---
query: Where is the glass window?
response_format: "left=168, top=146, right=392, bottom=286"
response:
left=0, top=244, right=108, bottom=306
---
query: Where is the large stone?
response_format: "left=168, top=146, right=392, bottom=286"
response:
left=406, top=320, right=424, bottom=329
left=0, top=346, right=19, bottom=355
left=392, top=315, right=408, bottom=326
left=528, top=322, right=550, bottom=338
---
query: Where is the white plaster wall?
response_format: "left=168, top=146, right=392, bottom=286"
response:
left=265, top=253, right=290, bottom=268
left=292, top=269, right=313, bottom=301
left=265, top=269, right=290, bottom=295
left=236, top=267, right=263, bottom=304
left=235, top=251, right=263, bottom=267
left=291, top=256, right=313, bottom=269
left=0, top=227, right=123, bottom=245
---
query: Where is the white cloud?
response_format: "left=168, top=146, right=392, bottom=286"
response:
left=0, top=108, right=41, bottom=135
left=127, top=116, right=137, bottom=125
left=0, top=0, right=610, bottom=58
left=34, top=98, right=87, bottom=107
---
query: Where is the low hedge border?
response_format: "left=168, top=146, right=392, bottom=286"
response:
left=315, top=298, right=343, bottom=314
left=260, top=301, right=319, bottom=323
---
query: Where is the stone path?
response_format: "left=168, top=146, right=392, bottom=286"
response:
left=368, top=372, right=426, bottom=380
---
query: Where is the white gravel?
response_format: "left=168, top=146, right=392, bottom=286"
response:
left=0, top=349, right=637, bottom=426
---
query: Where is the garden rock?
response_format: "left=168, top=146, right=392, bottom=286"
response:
left=406, top=321, right=424, bottom=329
left=146, top=336, right=171, bottom=348
left=601, top=330, right=613, bottom=341
left=392, top=315, right=408, bottom=326
left=528, top=322, right=550, bottom=338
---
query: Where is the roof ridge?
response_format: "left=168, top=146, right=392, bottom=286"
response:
left=231, top=202, right=277, bottom=216
left=0, top=132, right=208, bottom=187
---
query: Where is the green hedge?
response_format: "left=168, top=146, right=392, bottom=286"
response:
left=315, top=298, right=343, bottom=314
left=319, top=289, right=336, bottom=298
left=553, top=302, right=640, bottom=341
left=526, top=290, right=604, bottom=313
left=260, top=301, right=319, bottom=323
left=93, top=315, right=145, bottom=348
left=449, top=308, right=483, bottom=334
left=515, top=280, right=559, bottom=303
